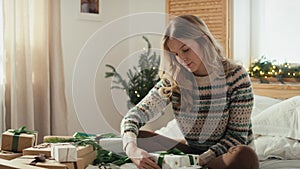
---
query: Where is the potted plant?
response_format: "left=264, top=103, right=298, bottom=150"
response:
left=105, top=36, right=160, bottom=109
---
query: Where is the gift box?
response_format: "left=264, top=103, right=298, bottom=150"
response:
left=1, top=127, right=37, bottom=153
left=10, top=155, right=77, bottom=169
left=43, top=135, right=73, bottom=143
left=23, top=142, right=93, bottom=158
left=0, top=150, right=22, bottom=160
left=76, top=144, right=94, bottom=157
left=51, top=144, right=77, bottom=162
left=10, top=151, right=96, bottom=169
left=76, top=150, right=97, bottom=169
left=0, top=158, right=45, bottom=169
left=149, top=150, right=200, bottom=169
left=23, top=143, right=52, bottom=157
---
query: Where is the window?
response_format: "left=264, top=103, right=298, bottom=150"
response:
left=233, top=0, right=300, bottom=66
left=264, top=0, right=300, bottom=63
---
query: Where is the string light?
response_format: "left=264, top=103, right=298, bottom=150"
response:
left=248, top=56, right=300, bottom=83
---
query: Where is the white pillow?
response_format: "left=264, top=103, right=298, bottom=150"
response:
left=254, top=135, right=300, bottom=160
left=252, top=95, right=282, bottom=117
left=252, top=96, right=300, bottom=139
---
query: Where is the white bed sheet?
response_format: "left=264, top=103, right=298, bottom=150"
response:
left=260, top=159, right=300, bottom=169
left=90, top=160, right=300, bottom=169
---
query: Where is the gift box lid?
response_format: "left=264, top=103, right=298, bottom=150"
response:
left=3, top=128, right=38, bottom=145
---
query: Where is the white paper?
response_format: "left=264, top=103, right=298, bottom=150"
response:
left=52, top=144, right=77, bottom=162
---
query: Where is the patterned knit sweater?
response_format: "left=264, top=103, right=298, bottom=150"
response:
left=121, top=65, right=254, bottom=158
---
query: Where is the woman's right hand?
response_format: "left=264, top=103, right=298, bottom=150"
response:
left=126, top=142, right=161, bottom=169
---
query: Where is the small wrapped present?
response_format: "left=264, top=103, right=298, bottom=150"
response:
left=51, top=144, right=77, bottom=162
left=1, top=126, right=38, bottom=153
left=149, top=149, right=200, bottom=169
left=0, top=150, right=22, bottom=160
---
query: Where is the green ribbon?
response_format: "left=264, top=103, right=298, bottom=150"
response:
left=156, top=148, right=195, bottom=168
left=73, top=132, right=119, bottom=140
left=9, top=126, right=36, bottom=152
left=11, top=135, right=19, bottom=152
left=73, top=132, right=96, bottom=139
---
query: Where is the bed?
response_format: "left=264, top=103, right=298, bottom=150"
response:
left=154, top=94, right=300, bottom=169
left=96, top=84, right=300, bottom=169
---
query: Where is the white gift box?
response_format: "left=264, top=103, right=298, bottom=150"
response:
left=51, top=143, right=77, bottom=162
left=150, top=152, right=200, bottom=169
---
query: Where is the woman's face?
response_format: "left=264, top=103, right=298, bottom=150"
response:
left=167, top=38, right=208, bottom=76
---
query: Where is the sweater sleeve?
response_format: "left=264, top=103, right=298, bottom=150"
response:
left=120, top=79, right=170, bottom=138
left=209, top=67, right=254, bottom=157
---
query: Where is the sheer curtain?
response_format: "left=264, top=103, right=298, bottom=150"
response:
left=232, top=0, right=266, bottom=67
left=233, top=0, right=300, bottom=66
left=3, top=0, right=68, bottom=142
left=0, top=0, right=5, bottom=134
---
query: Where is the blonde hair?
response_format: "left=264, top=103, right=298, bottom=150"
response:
left=159, top=15, right=236, bottom=110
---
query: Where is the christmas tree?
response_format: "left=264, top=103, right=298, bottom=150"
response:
left=105, top=36, right=160, bottom=109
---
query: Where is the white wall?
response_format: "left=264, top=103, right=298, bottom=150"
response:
left=60, top=0, right=166, bottom=135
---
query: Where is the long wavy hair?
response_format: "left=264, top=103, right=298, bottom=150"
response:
left=159, top=15, right=236, bottom=110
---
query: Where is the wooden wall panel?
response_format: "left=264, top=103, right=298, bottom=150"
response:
left=166, top=0, right=232, bottom=58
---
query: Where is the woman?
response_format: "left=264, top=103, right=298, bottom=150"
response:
left=121, top=15, right=259, bottom=169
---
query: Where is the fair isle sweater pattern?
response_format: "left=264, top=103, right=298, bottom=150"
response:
left=121, top=65, right=254, bottom=157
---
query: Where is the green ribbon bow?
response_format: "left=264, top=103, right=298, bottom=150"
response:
left=10, top=126, right=35, bottom=135
left=9, top=126, right=36, bottom=152
left=156, top=148, right=195, bottom=168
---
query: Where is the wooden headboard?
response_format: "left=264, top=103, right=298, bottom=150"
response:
left=252, top=83, right=300, bottom=99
